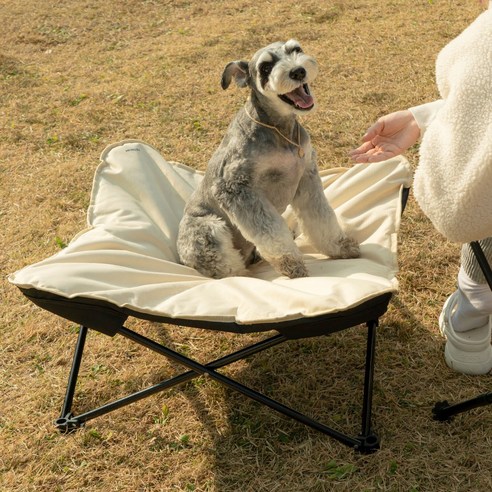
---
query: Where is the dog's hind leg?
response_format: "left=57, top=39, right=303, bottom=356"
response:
left=177, top=215, right=246, bottom=278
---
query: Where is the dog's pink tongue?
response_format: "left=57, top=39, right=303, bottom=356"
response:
left=285, top=86, right=314, bottom=109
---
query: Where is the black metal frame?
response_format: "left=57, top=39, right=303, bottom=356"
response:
left=432, top=240, right=492, bottom=421
left=50, top=312, right=386, bottom=453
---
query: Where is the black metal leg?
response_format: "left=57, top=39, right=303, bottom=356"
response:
left=433, top=392, right=492, bottom=421
left=470, top=241, right=492, bottom=290
left=55, top=325, right=88, bottom=433
left=358, top=320, right=380, bottom=453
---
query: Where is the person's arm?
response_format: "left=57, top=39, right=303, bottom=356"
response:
left=413, top=63, right=492, bottom=242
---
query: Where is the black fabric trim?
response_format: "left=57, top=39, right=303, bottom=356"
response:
left=19, top=287, right=392, bottom=339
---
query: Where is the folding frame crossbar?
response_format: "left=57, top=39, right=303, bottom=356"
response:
left=432, top=240, right=492, bottom=421
left=55, top=320, right=381, bottom=453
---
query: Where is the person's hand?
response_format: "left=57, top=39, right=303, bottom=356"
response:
left=350, top=110, right=421, bottom=163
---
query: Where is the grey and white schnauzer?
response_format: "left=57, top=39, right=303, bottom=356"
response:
left=177, top=39, right=359, bottom=279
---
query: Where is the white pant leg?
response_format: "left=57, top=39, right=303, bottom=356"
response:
left=451, top=267, right=492, bottom=331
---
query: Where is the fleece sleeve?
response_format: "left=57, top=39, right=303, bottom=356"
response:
left=412, top=51, right=492, bottom=243
left=408, top=100, right=445, bottom=138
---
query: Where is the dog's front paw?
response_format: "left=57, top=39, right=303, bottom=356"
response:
left=330, top=236, right=360, bottom=259
left=273, top=255, right=309, bottom=279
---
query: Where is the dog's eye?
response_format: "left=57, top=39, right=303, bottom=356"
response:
left=291, top=46, right=303, bottom=54
left=259, top=62, right=274, bottom=77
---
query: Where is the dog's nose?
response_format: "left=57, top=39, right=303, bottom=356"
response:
left=289, top=67, right=306, bottom=81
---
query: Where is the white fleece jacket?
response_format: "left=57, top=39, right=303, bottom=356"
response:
left=410, top=6, right=492, bottom=243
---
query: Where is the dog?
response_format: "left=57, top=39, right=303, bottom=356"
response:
left=177, top=39, right=359, bottom=279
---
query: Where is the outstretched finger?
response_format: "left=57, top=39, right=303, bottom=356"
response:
left=352, top=147, right=394, bottom=163
left=361, top=119, right=384, bottom=142
left=349, top=140, right=375, bottom=158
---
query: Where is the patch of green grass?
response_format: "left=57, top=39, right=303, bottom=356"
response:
left=46, top=134, right=60, bottom=145
left=153, top=404, right=171, bottom=425
left=54, top=236, right=68, bottom=249
left=68, top=94, right=88, bottom=106
left=325, top=460, right=358, bottom=480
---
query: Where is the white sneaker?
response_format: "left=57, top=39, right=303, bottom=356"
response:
left=439, top=291, right=492, bottom=375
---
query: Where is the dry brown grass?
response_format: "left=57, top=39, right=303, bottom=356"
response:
left=2, top=0, right=492, bottom=491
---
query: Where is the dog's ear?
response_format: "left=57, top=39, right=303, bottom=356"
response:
left=221, top=61, right=250, bottom=90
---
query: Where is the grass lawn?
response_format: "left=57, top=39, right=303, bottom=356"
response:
left=1, top=1, right=491, bottom=491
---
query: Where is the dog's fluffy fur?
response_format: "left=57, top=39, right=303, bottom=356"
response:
left=177, top=40, right=359, bottom=279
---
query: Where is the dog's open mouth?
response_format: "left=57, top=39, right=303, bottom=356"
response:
left=279, top=84, right=314, bottom=110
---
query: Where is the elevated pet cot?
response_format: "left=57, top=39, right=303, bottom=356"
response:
left=9, top=141, right=412, bottom=453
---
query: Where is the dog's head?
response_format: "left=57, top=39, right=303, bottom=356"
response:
left=221, top=40, right=318, bottom=116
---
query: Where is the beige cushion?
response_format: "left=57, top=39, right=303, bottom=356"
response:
left=9, top=140, right=412, bottom=325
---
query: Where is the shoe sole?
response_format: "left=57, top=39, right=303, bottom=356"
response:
left=444, top=342, right=492, bottom=375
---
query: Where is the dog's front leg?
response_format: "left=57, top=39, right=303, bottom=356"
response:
left=292, top=165, right=360, bottom=259
left=214, top=180, right=308, bottom=278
